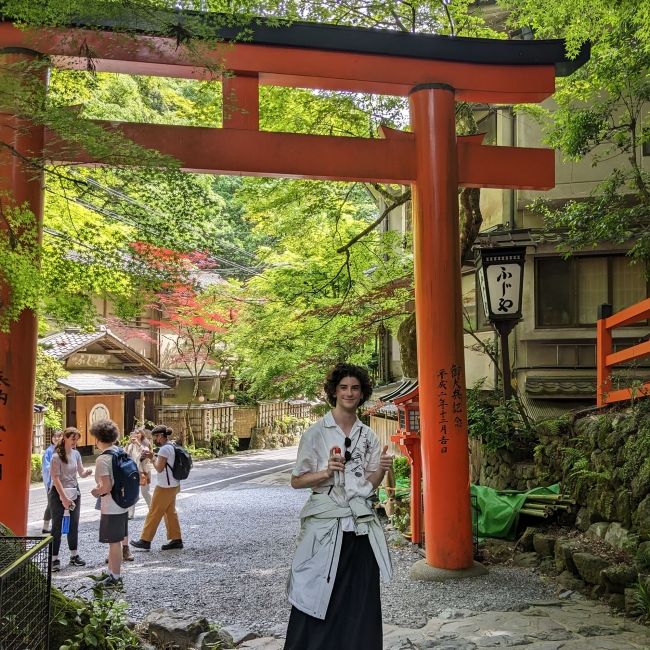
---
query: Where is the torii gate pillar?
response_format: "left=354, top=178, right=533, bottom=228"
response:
left=409, top=84, right=483, bottom=577
left=0, top=50, right=45, bottom=535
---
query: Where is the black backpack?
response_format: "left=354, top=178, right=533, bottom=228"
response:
left=163, top=443, right=193, bottom=481
left=102, top=447, right=140, bottom=509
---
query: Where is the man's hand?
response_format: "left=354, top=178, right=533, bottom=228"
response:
left=82, top=468, right=93, bottom=478
left=326, top=451, right=345, bottom=478
left=379, top=445, right=394, bottom=472
left=90, top=486, right=101, bottom=498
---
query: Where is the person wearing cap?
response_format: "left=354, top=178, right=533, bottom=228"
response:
left=130, top=425, right=184, bottom=551
left=285, top=363, right=393, bottom=650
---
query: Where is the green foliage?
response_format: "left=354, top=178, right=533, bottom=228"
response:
left=209, top=430, right=239, bottom=457
left=30, top=454, right=42, bottom=482
left=187, top=444, right=214, bottom=460
left=631, top=581, right=650, bottom=621
left=34, top=348, right=67, bottom=429
left=500, top=0, right=650, bottom=268
left=466, top=381, right=529, bottom=452
left=57, top=590, right=140, bottom=650
left=393, top=455, right=411, bottom=481
left=390, top=498, right=411, bottom=535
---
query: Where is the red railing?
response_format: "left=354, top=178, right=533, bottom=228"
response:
left=597, top=298, right=650, bottom=406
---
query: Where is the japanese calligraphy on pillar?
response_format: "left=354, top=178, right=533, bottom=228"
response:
left=451, top=364, right=464, bottom=430
left=437, top=368, right=449, bottom=454
left=0, top=370, right=9, bottom=481
left=437, top=365, right=466, bottom=454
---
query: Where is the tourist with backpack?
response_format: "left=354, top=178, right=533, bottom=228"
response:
left=130, top=425, right=191, bottom=551
left=90, top=419, right=140, bottom=588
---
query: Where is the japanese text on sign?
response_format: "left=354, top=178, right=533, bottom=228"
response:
left=486, top=263, right=521, bottom=316
left=437, top=368, right=448, bottom=454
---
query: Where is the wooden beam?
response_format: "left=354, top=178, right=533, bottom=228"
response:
left=45, top=121, right=555, bottom=189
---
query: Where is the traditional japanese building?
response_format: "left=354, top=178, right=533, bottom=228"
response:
left=40, top=327, right=171, bottom=451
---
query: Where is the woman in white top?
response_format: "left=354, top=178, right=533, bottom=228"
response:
left=49, top=427, right=92, bottom=572
left=285, top=363, right=393, bottom=650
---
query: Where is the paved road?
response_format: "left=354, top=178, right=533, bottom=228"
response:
left=27, top=446, right=298, bottom=534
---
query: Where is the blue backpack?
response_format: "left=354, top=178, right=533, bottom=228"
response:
left=102, top=447, right=140, bottom=509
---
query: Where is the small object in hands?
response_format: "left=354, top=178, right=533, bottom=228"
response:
left=62, top=509, right=70, bottom=534
left=331, top=447, right=344, bottom=487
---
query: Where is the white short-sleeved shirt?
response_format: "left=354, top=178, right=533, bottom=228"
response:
left=95, top=446, right=128, bottom=515
left=156, top=443, right=179, bottom=488
left=292, top=411, right=381, bottom=531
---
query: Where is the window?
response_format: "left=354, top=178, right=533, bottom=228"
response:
left=536, top=255, right=648, bottom=327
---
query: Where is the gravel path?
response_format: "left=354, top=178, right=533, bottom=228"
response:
left=51, top=470, right=554, bottom=637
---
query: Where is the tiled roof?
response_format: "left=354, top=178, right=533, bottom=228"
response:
left=58, top=372, right=170, bottom=394
left=40, top=329, right=107, bottom=360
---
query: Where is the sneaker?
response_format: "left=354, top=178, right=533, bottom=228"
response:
left=41, top=528, right=51, bottom=534
left=122, top=545, right=134, bottom=561
left=161, top=539, right=183, bottom=550
left=52, top=559, right=60, bottom=573
left=69, top=555, right=86, bottom=567
left=130, top=539, right=151, bottom=550
left=96, top=574, right=123, bottom=590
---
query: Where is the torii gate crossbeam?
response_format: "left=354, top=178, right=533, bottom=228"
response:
left=0, top=13, right=588, bottom=575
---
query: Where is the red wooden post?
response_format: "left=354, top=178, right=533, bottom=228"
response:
left=596, top=303, right=613, bottom=407
left=409, top=84, right=477, bottom=574
left=0, top=50, right=46, bottom=534
left=222, top=73, right=259, bottom=130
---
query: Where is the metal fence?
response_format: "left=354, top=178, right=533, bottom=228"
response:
left=0, top=536, right=52, bottom=650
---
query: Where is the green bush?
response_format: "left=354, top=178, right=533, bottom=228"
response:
left=466, top=380, right=529, bottom=452
left=30, top=454, right=42, bottom=482
left=186, top=445, right=213, bottom=461
left=393, top=455, right=410, bottom=481
left=56, top=588, right=140, bottom=650
left=209, top=430, right=239, bottom=457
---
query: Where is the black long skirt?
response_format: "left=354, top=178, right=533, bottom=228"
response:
left=284, top=532, right=382, bottom=650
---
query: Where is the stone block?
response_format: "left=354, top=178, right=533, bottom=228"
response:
left=616, top=490, right=633, bottom=530
left=533, top=533, right=556, bottom=558
left=513, top=551, right=539, bottom=567
left=220, top=625, right=258, bottom=646
left=557, top=570, right=585, bottom=592
left=603, top=522, right=631, bottom=549
left=143, top=608, right=209, bottom=649
left=624, top=587, right=641, bottom=616
left=517, top=526, right=538, bottom=552
left=608, top=593, right=626, bottom=610
left=554, top=539, right=577, bottom=574
left=575, top=507, right=593, bottom=531
left=572, top=552, right=610, bottom=585
left=601, top=563, right=638, bottom=593
left=636, top=494, right=650, bottom=538
left=586, top=522, right=610, bottom=540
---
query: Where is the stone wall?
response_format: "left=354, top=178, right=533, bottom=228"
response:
left=475, top=399, right=650, bottom=540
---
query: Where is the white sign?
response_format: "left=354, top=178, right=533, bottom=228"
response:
left=486, top=263, right=521, bottom=317
left=89, top=403, right=110, bottom=425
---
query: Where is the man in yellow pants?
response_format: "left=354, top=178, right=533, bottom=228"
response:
left=130, top=424, right=183, bottom=551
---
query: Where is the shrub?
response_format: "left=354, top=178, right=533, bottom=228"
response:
left=56, top=588, right=140, bottom=650
left=186, top=445, right=213, bottom=461
left=30, top=454, right=42, bottom=482
left=209, top=430, right=239, bottom=457
left=393, top=455, right=410, bottom=481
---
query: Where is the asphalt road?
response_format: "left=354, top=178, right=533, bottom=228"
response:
left=27, top=446, right=298, bottom=534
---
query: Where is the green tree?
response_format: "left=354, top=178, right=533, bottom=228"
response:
left=499, top=0, right=650, bottom=269
left=34, top=347, right=68, bottom=429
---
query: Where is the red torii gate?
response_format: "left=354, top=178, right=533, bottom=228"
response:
left=0, top=14, right=587, bottom=575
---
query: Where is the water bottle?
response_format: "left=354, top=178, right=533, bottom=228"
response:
left=62, top=500, right=75, bottom=534
left=332, top=447, right=345, bottom=487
